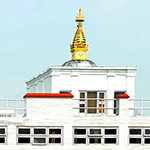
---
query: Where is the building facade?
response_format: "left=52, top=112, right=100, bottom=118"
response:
left=0, top=9, right=150, bottom=150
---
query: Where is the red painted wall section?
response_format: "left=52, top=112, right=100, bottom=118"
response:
left=23, top=93, right=74, bottom=98
left=116, top=94, right=130, bottom=99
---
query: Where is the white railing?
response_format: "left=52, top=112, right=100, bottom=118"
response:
left=0, top=99, right=26, bottom=117
left=128, top=99, right=150, bottom=116
left=72, top=98, right=119, bottom=116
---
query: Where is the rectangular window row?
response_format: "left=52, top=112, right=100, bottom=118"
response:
left=17, top=127, right=63, bottom=145
left=4, top=126, right=150, bottom=145
left=73, top=127, right=118, bottom=145
left=129, top=128, right=150, bottom=145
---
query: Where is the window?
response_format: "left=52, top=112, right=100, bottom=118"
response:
left=49, top=138, right=61, bottom=143
left=130, top=129, right=141, bottom=135
left=129, top=127, right=150, bottom=145
left=105, top=129, right=117, bottom=135
left=49, top=127, right=62, bottom=144
left=60, top=90, right=71, bottom=94
left=18, top=137, right=30, bottom=143
left=18, top=128, right=30, bottom=134
left=74, top=138, right=86, bottom=144
left=17, top=127, right=63, bottom=145
left=105, top=138, right=116, bottom=144
left=114, top=91, right=125, bottom=114
left=34, top=128, right=46, bottom=134
left=75, top=129, right=86, bottom=135
left=34, top=138, right=46, bottom=144
left=49, top=129, right=61, bottom=134
left=89, top=129, right=101, bottom=135
left=0, top=127, right=6, bottom=144
left=73, top=127, right=118, bottom=145
left=79, top=91, right=106, bottom=114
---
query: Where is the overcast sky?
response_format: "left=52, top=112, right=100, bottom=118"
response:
left=0, top=0, right=150, bottom=99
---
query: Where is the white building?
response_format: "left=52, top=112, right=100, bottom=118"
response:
left=0, top=9, right=150, bottom=150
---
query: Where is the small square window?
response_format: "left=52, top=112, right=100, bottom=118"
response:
left=80, top=104, right=85, bottom=113
left=104, top=138, right=117, bottom=144
left=34, top=138, right=46, bottom=144
left=0, top=129, right=5, bottom=134
left=49, top=138, right=61, bottom=143
left=105, top=129, right=117, bottom=135
left=145, top=138, right=150, bottom=144
left=89, top=129, right=101, bottom=135
left=18, top=129, right=30, bottom=134
left=80, top=93, right=85, bottom=99
left=49, top=129, right=61, bottom=134
left=99, top=93, right=104, bottom=99
left=129, top=129, right=141, bottom=135
left=0, top=138, right=5, bottom=143
left=89, top=138, right=101, bottom=144
left=74, top=138, right=86, bottom=144
left=145, top=129, right=150, bottom=135
left=74, top=129, right=86, bottom=135
left=34, top=129, right=46, bottom=134
left=18, top=137, right=30, bottom=143
left=129, top=138, right=141, bottom=144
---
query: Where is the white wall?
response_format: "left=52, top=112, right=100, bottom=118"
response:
left=1, top=97, right=150, bottom=149
left=26, top=67, right=137, bottom=99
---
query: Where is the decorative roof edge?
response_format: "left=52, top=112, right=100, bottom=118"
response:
left=116, top=94, right=130, bottom=99
left=23, top=93, right=74, bottom=98
left=26, top=66, right=138, bottom=84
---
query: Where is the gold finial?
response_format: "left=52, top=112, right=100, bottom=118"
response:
left=70, top=9, right=88, bottom=60
left=76, top=8, right=85, bottom=22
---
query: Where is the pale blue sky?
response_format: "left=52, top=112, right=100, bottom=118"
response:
left=0, top=0, right=150, bottom=98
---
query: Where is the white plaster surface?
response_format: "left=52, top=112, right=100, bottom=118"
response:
left=26, top=66, right=137, bottom=99
left=0, top=97, right=150, bottom=149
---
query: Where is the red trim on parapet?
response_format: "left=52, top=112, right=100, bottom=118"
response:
left=115, top=94, right=130, bottom=99
left=23, top=93, right=74, bottom=98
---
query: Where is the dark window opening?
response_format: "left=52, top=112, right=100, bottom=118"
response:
left=18, top=129, right=30, bottom=134
left=80, top=104, right=85, bottom=113
left=49, top=138, right=61, bottom=143
left=80, top=93, right=85, bottom=100
left=145, top=129, right=150, bottom=135
left=0, top=138, right=5, bottom=143
left=89, top=138, right=101, bottom=144
left=18, top=137, right=30, bottom=143
left=129, top=138, right=141, bottom=144
left=60, top=91, right=71, bottom=94
left=49, top=129, right=61, bottom=134
left=105, top=129, right=116, bottom=135
left=74, top=138, right=86, bottom=144
left=34, top=138, right=46, bottom=143
left=90, top=129, right=101, bottom=135
left=130, top=129, right=141, bottom=135
left=105, top=138, right=116, bottom=144
left=34, top=129, right=46, bottom=134
left=145, top=138, right=150, bottom=144
left=114, top=91, right=125, bottom=114
left=74, top=129, right=86, bottom=135
left=99, top=93, right=104, bottom=99
left=0, top=129, right=5, bottom=134
left=114, top=91, right=126, bottom=98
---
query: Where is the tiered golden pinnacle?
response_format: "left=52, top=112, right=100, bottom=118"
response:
left=70, top=9, right=88, bottom=60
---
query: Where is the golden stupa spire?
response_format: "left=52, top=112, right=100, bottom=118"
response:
left=76, top=8, right=85, bottom=22
left=70, top=9, right=88, bottom=60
